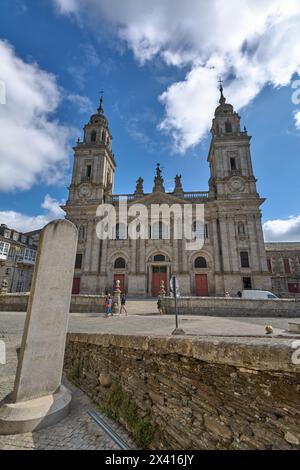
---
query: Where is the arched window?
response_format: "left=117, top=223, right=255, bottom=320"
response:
left=225, top=121, right=232, bottom=133
left=114, top=257, right=126, bottom=269
left=102, top=130, right=106, bottom=143
left=91, top=130, right=97, bottom=142
left=194, top=256, right=207, bottom=269
left=115, top=223, right=127, bottom=240
left=78, top=225, right=85, bottom=241
left=238, top=222, right=246, bottom=235
left=154, top=254, right=165, bottom=262
left=152, top=221, right=167, bottom=240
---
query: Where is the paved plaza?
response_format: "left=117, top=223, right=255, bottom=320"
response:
left=1, top=300, right=299, bottom=450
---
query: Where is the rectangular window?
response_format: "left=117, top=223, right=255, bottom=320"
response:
left=267, top=258, right=273, bottom=273
left=243, top=277, right=252, bottom=289
left=0, top=241, right=10, bottom=259
left=204, top=223, right=209, bottom=239
left=240, top=251, right=250, bottom=268
left=230, top=157, right=237, bottom=171
left=75, top=253, right=83, bottom=269
left=283, top=258, right=291, bottom=274
left=86, top=165, right=92, bottom=178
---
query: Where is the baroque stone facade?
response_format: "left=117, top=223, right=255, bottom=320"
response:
left=63, top=89, right=272, bottom=297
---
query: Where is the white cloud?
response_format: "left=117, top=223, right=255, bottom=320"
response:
left=0, top=39, right=74, bottom=191
left=0, top=194, right=65, bottom=233
left=263, top=215, right=300, bottom=242
left=66, top=93, right=93, bottom=113
left=53, top=0, right=300, bottom=152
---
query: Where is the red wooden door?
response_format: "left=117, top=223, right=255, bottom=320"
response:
left=288, top=283, right=299, bottom=294
left=151, top=267, right=167, bottom=297
left=72, top=277, right=81, bottom=294
left=114, top=274, right=125, bottom=293
left=195, top=274, right=208, bottom=296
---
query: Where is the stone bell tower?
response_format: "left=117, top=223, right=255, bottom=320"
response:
left=63, top=96, right=117, bottom=294
left=207, top=83, right=271, bottom=294
left=66, top=95, right=116, bottom=205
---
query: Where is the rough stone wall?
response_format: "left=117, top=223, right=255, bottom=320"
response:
left=64, top=334, right=300, bottom=450
left=162, top=296, right=300, bottom=317
left=0, top=293, right=106, bottom=313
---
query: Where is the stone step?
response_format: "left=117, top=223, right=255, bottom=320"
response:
left=288, top=322, right=300, bottom=333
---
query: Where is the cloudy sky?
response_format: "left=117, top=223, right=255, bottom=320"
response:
left=0, top=0, right=300, bottom=241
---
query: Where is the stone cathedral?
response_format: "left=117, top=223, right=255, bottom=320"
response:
left=63, top=87, right=272, bottom=297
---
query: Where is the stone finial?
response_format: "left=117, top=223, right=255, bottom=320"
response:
left=173, top=174, right=183, bottom=195
left=134, top=177, right=144, bottom=197
left=153, top=163, right=165, bottom=193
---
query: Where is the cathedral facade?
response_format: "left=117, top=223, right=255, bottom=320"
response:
left=63, top=89, right=272, bottom=297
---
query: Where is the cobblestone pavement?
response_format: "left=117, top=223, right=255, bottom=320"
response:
left=0, top=326, right=136, bottom=450
left=1, top=308, right=299, bottom=450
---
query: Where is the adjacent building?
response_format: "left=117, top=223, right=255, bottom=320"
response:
left=0, top=224, right=39, bottom=292
left=265, top=243, right=300, bottom=297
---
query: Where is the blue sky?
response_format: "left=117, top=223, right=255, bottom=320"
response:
left=0, top=0, right=299, bottom=241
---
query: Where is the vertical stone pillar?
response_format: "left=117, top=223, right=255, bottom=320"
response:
left=0, top=220, right=77, bottom=434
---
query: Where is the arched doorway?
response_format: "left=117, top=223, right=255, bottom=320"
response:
left=113, top=257, right=126, bottom=293
left=194, top=256, right=209, bottom=296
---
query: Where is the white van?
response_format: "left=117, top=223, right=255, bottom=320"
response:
left=241, top=290, right=279, bottom=300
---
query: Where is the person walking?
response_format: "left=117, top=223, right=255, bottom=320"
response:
left=105, top=294, right=113, bottom=317
left=120, top=293, right=128, bottom=316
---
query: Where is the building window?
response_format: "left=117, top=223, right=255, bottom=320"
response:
left=230, top=157, right=237, bottom=171
left=194, top=256, right=207, bottom=269
left=152, top=221, right=167, bottom=240
left=115, top=223, right=127, bottom=240
left=225, top=121, right=232, bottom=133
left=243, top=277, right=252, bottom=289
left=0, top=241, right=10, bottom=259
left=267, top=258, right=273, bottom=273
left=91, top=130, right=97, bottom=142
left=16, top=281, right=24, bottom=292
left=283, top=258, right=291, bottom=274
left=5, top=268, right=11, bottom=275
left=154, top=254, right=165, bottom=262
left=23, top=249, right=36, bottom=263
left=75, top=253, right=83, bottom=269
left=86, top=165, right=92, bottom=178
left=240, top=251, right=250, bottom=268
left=114, top=257, right=126, bottom=269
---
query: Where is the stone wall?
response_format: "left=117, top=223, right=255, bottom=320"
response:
left=64, top=333, right=300, bottom=450
left=162, top=296, right=300, bottom=317
left=0, top=293, right=106, bottom=313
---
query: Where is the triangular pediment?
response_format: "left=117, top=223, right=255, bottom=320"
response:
left=129, top=191, right=186, bottom=206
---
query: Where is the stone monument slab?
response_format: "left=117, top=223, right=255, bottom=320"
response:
left=0, top=219, right=78, bottom=434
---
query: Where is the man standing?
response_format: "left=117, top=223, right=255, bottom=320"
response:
left=120, top=293, right=128, bottom=316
